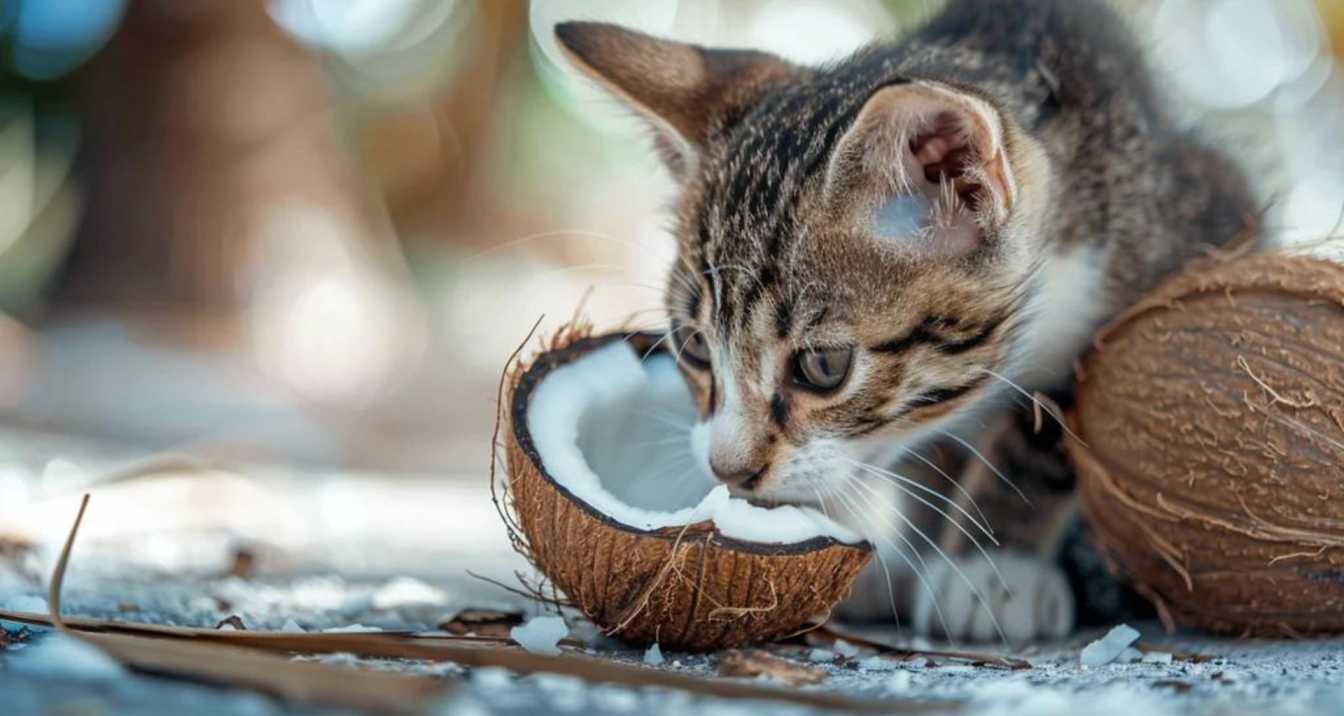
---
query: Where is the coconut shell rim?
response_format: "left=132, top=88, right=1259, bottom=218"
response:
left=1082, top=253, right=1344, bottom=384
left=509, top=330, right=874, bottom=557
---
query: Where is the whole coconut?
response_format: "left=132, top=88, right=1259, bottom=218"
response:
left=1069, top=252, right=1344, bottom=636
left=501, top=329, right=871, bottom=650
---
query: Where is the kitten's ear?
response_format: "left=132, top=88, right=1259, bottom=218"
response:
left=825, top=81, right=1025, bottom=257
left=555, top=22, right=793, bottom=179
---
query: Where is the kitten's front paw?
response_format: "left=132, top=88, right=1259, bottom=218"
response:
left=911, top=552, right=1074, bottom=643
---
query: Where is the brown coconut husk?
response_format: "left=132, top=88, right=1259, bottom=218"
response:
left=1069, top=252, right=1344, bottom=636
left=496, top=327, right=872, bottom=651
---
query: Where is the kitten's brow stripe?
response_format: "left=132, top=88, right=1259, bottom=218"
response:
left=910, top=373, right=989, bottom=407
left=872, top=313, right=1007, bottom=355
left=774, top=299, right=794, bottom=338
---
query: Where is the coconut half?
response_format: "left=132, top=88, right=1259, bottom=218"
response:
left=503, top=330, right=872, bottom=650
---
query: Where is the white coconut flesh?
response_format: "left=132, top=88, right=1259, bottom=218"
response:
left=526, top=341, right=863, bottom=546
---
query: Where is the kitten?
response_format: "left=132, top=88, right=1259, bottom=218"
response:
left=555, top=0, right=1255, bottom=641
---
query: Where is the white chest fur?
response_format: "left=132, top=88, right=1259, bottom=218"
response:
left=1010, top=246, right=1111, bottom=391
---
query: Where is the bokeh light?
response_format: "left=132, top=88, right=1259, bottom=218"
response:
left=746, top=0, right=895, bottom=65
left=6, top=0, right=127, bottom=80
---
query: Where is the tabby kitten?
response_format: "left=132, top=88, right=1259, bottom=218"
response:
left=555, top=0, right=1254, bottom=641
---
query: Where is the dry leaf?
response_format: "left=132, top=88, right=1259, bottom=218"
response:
left=5, top=494, right=954, bottom=716
left=216, top=615, right=248, bottom=630
left=718, top=649, right=826, bottom=686
left=81, top=630, right=450, bottom=713
left=805, top=623, right=1031, bottom=671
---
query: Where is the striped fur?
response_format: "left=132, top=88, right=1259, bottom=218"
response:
left=558, top=0, right=1256, bottom=636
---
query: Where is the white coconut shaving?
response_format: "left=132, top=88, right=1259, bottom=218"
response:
left=526, top=343, right=862, bottom=545
left=1081, top=624, right=1142, bottom=667
left=511, top=616, right=568, bottom=656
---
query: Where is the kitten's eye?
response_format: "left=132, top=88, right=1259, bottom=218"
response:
left=794, top=347, right=853, bottom=392
left=675, top=325, right=712, bottom=369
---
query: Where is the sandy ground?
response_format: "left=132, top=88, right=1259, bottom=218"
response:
left=2, top=428, right=1343, bottom=715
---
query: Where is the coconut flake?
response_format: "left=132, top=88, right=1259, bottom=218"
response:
left=807, top=648, right=836, bottom=663
left=526, top=344, right=862, bottom=545
left=1080, top=624, right=1141, bottom=667
left=643, top=643, right=664, bottom=665
left=10, top=634, right=124, bottom=680
left=323, top=624, right=382, bottom=634
left=833, top=639, right=861, bottom=658
left=858, top=655, right=902, bottom=671
left=510, top=616, right=567, bottom=655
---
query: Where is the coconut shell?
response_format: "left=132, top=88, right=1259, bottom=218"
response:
left=1069, top=253, right=1344, bottom=635
left=504, top=331, right=872, bottom=651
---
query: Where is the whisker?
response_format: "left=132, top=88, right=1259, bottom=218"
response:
left=938, top=430, right=1029, bottom=505
left=840, top=457, right=998, bottom=545
left=844, top=461, right=1009, bottom=595
left=626, top=434, right=693, bottom=450
left=633, top=411, right=694, bottom=433
left=462, top=229, right=656, bottom=264
left=816, top=479, right=901, bottom=630
left=824, top=478, right=948, bottom=637
left=973, top=367, right=1086, bottom=445
left=902, top=446, right=993, bottom=535
left=841, top=473, right=1009, bottom=645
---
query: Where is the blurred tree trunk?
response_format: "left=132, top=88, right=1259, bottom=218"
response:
left=366, top=0, right=529, bottom=244
left=56, top=0, right=378, bottom=317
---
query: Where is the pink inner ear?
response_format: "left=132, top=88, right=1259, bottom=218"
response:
left=909, top=111, right=983, bottom=211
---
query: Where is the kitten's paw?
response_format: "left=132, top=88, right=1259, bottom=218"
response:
left=911, top=552, right=1074, bottom=643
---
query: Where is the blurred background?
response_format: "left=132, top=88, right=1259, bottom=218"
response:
left=0, top=0, right=1340, bottom=575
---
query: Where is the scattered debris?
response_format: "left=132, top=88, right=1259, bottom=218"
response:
left=215, top=615, right=248, bottom=631
left=643, top=643, right=664, bottom=666
left=858, top=655, right=904, bottom=672
left=227, top=546, right=257, bottom=580
left=439, top=607, right=525, bottom=638
left=1081, top=624, right=1142, bottom=667
left=1136, top=641, right=1211, bottom=663
left=510, top=616, right=568, bottom=656
left=0, top=535, right=34, bottom=562
left=1152, top=679, right=1194, bottom=693
left=833, top=639, right=861, bottom=658
left=1142, top=651, right=1175, bottom=665
left=717, top=649, right=826, bottom=686
left=281, top=619, right=306, bottom=634
left=808, top=648, right=836, bottom=663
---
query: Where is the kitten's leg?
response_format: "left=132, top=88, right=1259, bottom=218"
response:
left=909, top=550, right=1074, bottom=642
left=912, top=405, right=1081, bottom=642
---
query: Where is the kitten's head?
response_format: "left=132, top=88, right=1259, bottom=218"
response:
left=556, top=23, right=1054, bottom=501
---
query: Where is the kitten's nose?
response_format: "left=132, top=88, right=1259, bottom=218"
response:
left=709, top=459, right=769, bottom=491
